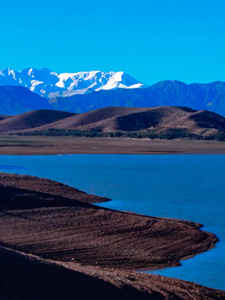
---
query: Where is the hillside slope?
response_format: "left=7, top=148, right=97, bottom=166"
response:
left=0, top=246, right=224, bottom=300
left=9, top=106, right=225, bottom=138
left=0, top=184, right=217, bottom=270
left=0, top=179, right=222, bottom=299
left=0, top=173, right=109, bottom=203
left=0, top=109, right=76, bottom=133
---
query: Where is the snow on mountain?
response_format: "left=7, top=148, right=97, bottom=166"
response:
left=0, top=68, right=147, bottom=98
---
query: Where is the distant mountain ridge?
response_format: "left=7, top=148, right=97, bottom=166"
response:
left=1, top=69, right=225, bottom=116
left=48, top=80, right=225, bottom=116
left=0, top=86, right=50, bottom=115
left=0, top=68, right=146, bottom=98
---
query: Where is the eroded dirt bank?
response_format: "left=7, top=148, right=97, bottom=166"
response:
left=0, top=184, right=218, bottom=270
left=0, top=246, right=224, bottom=300
left=0, top=172, right=109, bottom=203
left=0, top=174, right=224, bottom=299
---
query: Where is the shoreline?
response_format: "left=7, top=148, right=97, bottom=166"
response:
left=0, top=173, right=218, bottom=270
left=0, top=135, right=224, bottom=155
left=0, top=173, right=219, bottom=270
left=0, top=174, right=224, bottom=298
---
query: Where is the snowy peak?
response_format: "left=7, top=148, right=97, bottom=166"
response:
left=0, top=68, right=147, bottom=98
left=96, top=71, right=144, bottom=91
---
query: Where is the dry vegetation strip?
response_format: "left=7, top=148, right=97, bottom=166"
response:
left=0, top=135, right=225, bottom=155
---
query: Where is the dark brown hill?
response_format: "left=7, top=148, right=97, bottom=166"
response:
left=0, top=115, right=11, bottom=121
left=0, top=109, right=76, bottom=133
left=13, top=106, right=225, bottom=137
left=26, top=107, right=151, bottom=131
left=115, top=107, right=225, bottom=135
left=0, top=246, right=224, bottom=300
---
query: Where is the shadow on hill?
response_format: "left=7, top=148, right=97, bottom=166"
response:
left=0, top=247, right=159, bottom=300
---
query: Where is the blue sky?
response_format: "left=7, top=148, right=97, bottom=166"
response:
left=1, top=0, right=225, bottom=85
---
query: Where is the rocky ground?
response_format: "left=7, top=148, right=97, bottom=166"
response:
left=0, top=174, right=224, bottom=299
left=0, top=172, right=109, bottom=203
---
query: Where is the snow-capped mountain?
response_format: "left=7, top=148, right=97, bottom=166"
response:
left=0, top=68, right=147, bottom=98
left=1, top=68, right=225, bottom=117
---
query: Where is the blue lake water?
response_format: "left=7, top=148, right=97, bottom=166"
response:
left=0, top=154, right=224, bottom=291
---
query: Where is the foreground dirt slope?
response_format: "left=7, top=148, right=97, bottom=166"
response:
left=0, top=246, right=224, bottom=300
left=0, top=173, right=109, bottom=203
left=0, top=184, right=217, bottom=270
left=0, top=177, right=224, bottom=299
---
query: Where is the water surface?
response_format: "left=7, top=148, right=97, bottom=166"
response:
left=0, top=154, right=224, bottom=290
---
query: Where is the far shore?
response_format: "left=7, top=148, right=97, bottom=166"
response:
left=0, top=135, right=224, bottom=155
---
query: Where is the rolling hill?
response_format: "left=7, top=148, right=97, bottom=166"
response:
left=1, top=79, right=225, bottom=117
left=0, top=109, right=76, bottom=133
left=1, top=106, right=224, bottom=139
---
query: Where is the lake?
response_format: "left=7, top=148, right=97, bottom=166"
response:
left=0, top=154, right=224, bottom=291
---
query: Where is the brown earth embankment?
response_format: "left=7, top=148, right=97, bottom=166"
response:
left=0, top=173, right=109, bottom=203
left=0, top=175, right=224, bottom=299
left=0, top=246, right=224, bottom=300
left=0, top=184, right=218, bottom=270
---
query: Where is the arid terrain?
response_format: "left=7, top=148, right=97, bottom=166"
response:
left=0, top=173, right=224, bottom=299
left=0, top=135, right=225, bottom=155
left=0, top=173, right=109, bottom=204
left=0, top=107, right=224, bottom=299
left=0, top=106, right=224, bottom=137
left=0, top=106, right=224, bottom=156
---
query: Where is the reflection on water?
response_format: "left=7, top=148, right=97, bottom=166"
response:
left=0, top=154, right=224, bottom=291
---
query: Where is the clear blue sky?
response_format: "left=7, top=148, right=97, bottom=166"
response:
left=1, top=0, right=225, bottom=85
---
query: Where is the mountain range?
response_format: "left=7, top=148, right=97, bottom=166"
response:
left=0, top=68, right=225, bottom=117
left=48, top=81, right=225, bottom=116
left=0, top=86, right=51, bottom=115
left=0, top=68, right=146, bottom=98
